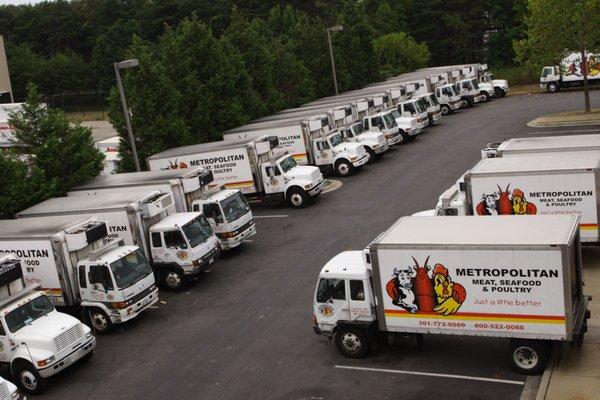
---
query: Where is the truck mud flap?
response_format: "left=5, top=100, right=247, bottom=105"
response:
left=571, top=294, right=592, bottom=347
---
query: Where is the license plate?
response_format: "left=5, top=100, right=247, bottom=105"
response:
left=142, top=296, right=151, bottom=306
left=209, top=258, right=214, bottom=264
left=71, top=352, right=80, bottom=362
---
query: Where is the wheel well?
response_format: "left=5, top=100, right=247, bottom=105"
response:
left=285, top=185, right=303, bottom=199
left=11, top=358, right=33, bottom=374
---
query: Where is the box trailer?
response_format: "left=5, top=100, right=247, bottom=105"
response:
left=312, top=215, right=590, bottom=374
left=430, top=152, right=600, bottom=242
left=481, top=134, right=600, bottom=159
left=0, top=254, right=95, bottom=395
left=68, top=168, right=256, bottom=250
left=0, top=216, right=158, bottom=334
left=16, top=191, right=220, bottom=291
left=147, top=136, right=324, bottom=208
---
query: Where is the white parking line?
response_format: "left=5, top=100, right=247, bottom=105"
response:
left=334, top=365, right=524, bottom=386
left=254, top=215, right=288, bottom=219
left=526, top=128, right=600, bottom=135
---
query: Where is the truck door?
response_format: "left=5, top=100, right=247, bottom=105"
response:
left=262, top=165, right=284, bottom=194
left=88, top=264, right=115, bottom=303
left=315, top=277, right=350, bottom=323
left=348, top=279, right=374, bottom=321
left=313, top=139, right=333, bottom=166
left=161, top=230, right=190, bottom=266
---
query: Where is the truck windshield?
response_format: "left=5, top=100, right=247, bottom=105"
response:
left=452, top=84, right=460, bottom=96
left=390, top=109, right=401, bottom=119
left=110, top=249, right=153, bottom=289
left=5, top=295, right=54, bottom=333
left=471, top=79, right=479, bottom=89
left=383, top=113, right=397, bottom=128
left=352, top=123, right=364, bottom=135
left=279, top=156, right=297, bottom=173
left=428, top=94, right=439, bottom=106
left=442, top=86, right=453, bottom=96
left=415, top=101, right=427, bottom=113
left=220, top=192, right=250, bottom=222
left=182, top=216, right=213, bottom=248
left=329, top=133, right=343, bottom=147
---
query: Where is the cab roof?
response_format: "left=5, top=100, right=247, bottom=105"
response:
left=319, top=251, right=370, bottom=279
left=149, top=212, right=200, bottom=230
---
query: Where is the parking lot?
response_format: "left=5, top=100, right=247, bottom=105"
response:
left=38, top=90, right=600, bottom=400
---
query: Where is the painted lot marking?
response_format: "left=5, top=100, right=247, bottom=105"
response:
left=334, top=365, right=524, bottom=386
left=254, top=214, right=289, bottom=219
left=526, top=128, right=600, bottom=135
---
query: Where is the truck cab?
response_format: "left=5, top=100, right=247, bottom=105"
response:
left=191, top=189, right=256, bottom=250
left=540, top=66, right=561, bottom=92
left=311, top=130, right=369, bottom=177
left=362, top=112, right=404, bottom=145
left=434, top=84, right=462, bottom=115
left=456, top=79, right=482, bottom=107
left=312, top=251, right=376, bottom=357
left=396, top=99, right=429, bottom=129
left=338, top=122, right=389, bottom=160
left=415, top=93, right=442, bottom=124
left=0, top=255, right=95, bottom=395
left=482, top=72, right=509, bottom=97
left=385, top=109, right=420, bottom=143
left=149, top=212, right=219, bottom=290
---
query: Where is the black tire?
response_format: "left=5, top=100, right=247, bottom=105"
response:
left=335, top=159, right=354, bottom=177
left=494, top=87, right=507, bottom=97
left=365, top=147, right=376, bottom=162
left=398, top=130, right=409, bottom=144
left=161, top=269, right=187, bottom=291
left=88, top=308, right=114, bottom=334
left=481, top=91, right=491, bottom=102
left=286, top=187, right=308, bottom=209
left=13, top=360, right=48, bottom=395
left=547, top=82, right=559, bottom=93
left=441, top=104, right=450, bottom=115
left=335, top=327, right=370, bottom=358
left=509, top=339, right=550, bottom=375
left=467, top=98, right=474, bottom=107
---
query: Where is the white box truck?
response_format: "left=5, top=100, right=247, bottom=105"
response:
left=428, top=152, right=600, bottom=242
left=147, top=136, right=324, bottom=208
left=0, top=216, right=159, bottom=335
left=312, top=216, right=590, bottom=375
left=481, top=134, right=600, bottom=159
left=68, top=168, right=256, bottom=251
left=16, top=191, right=220, bottom=291
left=221, top=117, right=369, bottom=177
left=0, top=254, right=95, bottom=395
left=540, top=52, right=600, bottom=93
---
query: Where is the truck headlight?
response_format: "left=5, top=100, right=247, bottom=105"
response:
left=86, top=332, right=93, bottom=339
left=304, top=184, right=312, bottom=189
left=349, top=156, right=357, bottom=162
left=37, top=356, right=55, bottom=367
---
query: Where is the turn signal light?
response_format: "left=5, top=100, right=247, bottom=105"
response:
left=110, top=301, right=127, bottom=309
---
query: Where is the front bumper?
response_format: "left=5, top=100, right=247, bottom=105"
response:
left=407, top=126, right=421, bottom=137
left=373, top=143, right=389, bottom=154
left=307, top=179, right=325, bottom=196
left=429, top=111, right=442, bottom=123
left=218, top=221, right=257, bottom=250
left=187, top=245, right=220, bottom=274
left=386, top=133, right=402, bottom=146
left=450, top=100, right=462, bottom=110
left=351, top=153, right=369, bottom=167
left=38, top=336, right=96, bottom=378
left=112, top=286, right=159, bottom=324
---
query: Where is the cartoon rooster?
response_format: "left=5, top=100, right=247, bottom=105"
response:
left=432, top=264, right=466, bottom=316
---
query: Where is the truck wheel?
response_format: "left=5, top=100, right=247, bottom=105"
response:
left=399, top=130, right=409, bottom=144
left=441, top=105, right=450, bottom=115
left=13, top=360, right=48, bottom=395
left=335, top=160, right=354, bottom=177
left=88, top=308, right=114, bottom=334
left=335, top=327, right=370, bottom=358
left=509, top=339, right=549, bottom=375
left=162, top=269, right=186, bottom=291
left=547, top=82, right=559, bottom=93
left=481, top=92, right=491, bottom=102
left=365, top=147, right=376, bottom=162
left=494, top=87, right=505, bottom=97
left=287, top=187, right=308, bottom=209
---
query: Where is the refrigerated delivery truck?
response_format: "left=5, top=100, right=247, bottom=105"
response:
left=429, top=152, right=600, bottom=242
left=312, top=216, right=590, bottom=374
left=147, top=136, right=324, bottom=208
left=16, top=191, right=219, bottom=291
left=481, top=134, right=600, bottom=159
left=0, top=254, right=95, bottom=395
left=0, top=216, right=158, bottom=334
left=68, top=167, right=256, bottom=250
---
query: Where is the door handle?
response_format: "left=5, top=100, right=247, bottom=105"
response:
left=341, top=308, right=349, bottom=311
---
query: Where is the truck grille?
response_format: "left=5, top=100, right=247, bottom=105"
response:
left=54, top=324, right=83, bottom=352
left=0, top=381, right=8, bottom=400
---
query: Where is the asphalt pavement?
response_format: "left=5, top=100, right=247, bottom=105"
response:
left=38, top=90, right=600, bottom=400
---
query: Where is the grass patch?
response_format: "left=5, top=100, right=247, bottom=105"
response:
left=490, top=65, right=541, bottom=86
left=65, top=109, right=108, bottom=122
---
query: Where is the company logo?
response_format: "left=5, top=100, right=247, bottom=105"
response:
left=168, top=159, right=188, bottom=170
left=176, top=250, right=189, bottom=260
left=318, top=304, right=334, bottom=317
left=476, top=184, right=537, bottom=216
left=386, top=256, right=467, bottom=316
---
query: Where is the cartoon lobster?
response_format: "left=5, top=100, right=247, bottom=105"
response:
left=496, top=184, right=513, bottom=215
left=412, top=256, right=436, bottom=312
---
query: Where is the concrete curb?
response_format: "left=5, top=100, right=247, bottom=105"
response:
left=527, top=119, right=600, bottom=128
left=533, top=344, right=559, bottom=400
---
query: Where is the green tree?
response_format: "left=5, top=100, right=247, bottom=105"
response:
left=0, top=154, right=57, bottom=219
left=9, top=84, right=104, bottom=192
left=516, top=0, right=600, bottom=112
left=373, top=32, right=431, bottom=77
